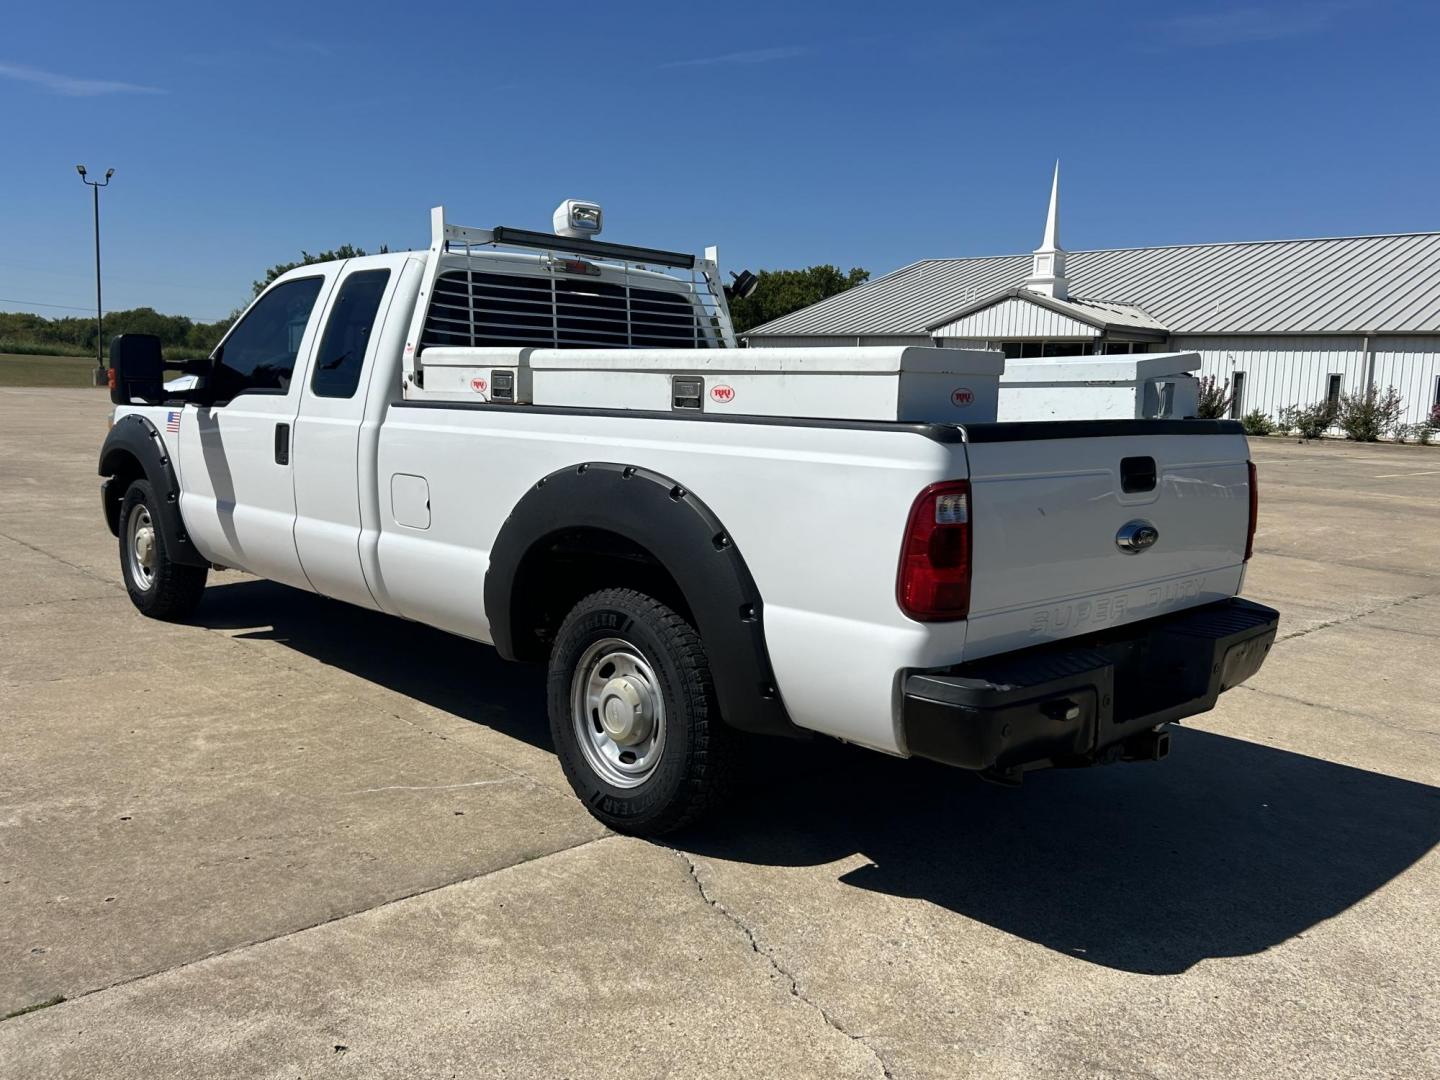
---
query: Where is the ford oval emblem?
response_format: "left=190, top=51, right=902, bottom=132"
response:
left=1116, top=520, right=1159, bottom=554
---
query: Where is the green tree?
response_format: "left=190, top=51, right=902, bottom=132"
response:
left=252, top=244, right=389, bottom=296
left=727, top=265, right=869, bottom=335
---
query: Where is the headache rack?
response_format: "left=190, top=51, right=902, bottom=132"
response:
left=404, top=207, right=736, bottom=392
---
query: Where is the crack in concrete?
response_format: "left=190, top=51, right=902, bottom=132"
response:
left=1275, top=590, right=1434, bottom=642
left=675, top=850, right=895, bottom=1080
left=0, top=833, right=613, bottom=1027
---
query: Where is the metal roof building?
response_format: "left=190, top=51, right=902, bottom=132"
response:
left=745, top=166, right=1440, bottom=429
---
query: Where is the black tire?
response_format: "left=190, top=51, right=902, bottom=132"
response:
left=118, top=478, right=208, bottom=620
left=548, top=588, right=735, bottom=837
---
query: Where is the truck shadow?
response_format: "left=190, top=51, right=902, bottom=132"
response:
left=697, top=734, right=1440, bottom=974
left=194, top=578, right=555, bottom=753
left=194, top=578, right=1440, bottom=976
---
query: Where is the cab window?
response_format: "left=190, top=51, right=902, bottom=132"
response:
left=211, top=277, right=325, bottom=402
left=311, top=270, right=391, bottom=399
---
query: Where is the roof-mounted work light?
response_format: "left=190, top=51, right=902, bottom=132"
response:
left=553, top=199, right=603, bottom=239
left=726, top=270, right=759, bottom=301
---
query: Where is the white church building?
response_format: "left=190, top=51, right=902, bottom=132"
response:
left=743, top=166, right=1440, bottom=429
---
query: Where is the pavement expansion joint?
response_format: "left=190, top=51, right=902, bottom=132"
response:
left=673, top=848, right=896, bottom=1080
left=0, top=529, right=121, bottom=589
left=0, top=834, right=615, bottom=1027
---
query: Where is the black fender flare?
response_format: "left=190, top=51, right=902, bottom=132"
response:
left=98, top=414, right=209, bottom=567
left=485, top=462, right=798, bottom=738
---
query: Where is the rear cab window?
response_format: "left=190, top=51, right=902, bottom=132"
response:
left=312, top=270, right=392, bottom=398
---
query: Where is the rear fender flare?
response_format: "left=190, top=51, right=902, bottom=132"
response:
left=485, top=462, right=797, bottom=738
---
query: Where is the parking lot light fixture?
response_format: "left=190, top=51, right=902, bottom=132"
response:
left=76, top=164, right=114, bottom=384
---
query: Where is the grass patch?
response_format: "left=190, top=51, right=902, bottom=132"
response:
left=2, top=995, right=66, bottom=1021
left=0, top=353, right=104, bottom=388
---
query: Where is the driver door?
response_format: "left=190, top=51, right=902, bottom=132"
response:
left=176, top=270, right=337, bottom=589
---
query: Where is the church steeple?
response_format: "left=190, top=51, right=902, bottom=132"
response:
left=1024, top=161, right=1069, bottom=301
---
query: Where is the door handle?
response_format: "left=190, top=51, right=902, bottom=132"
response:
left=274, top=423, right=291, bottom=465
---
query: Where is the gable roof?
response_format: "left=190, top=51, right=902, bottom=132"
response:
left=744, top=232, right=1440, bottom=338
left=927, top=288, right=1169, bottom=336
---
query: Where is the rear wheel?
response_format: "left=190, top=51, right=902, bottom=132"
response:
left=548, top=588, right=734, bottom=836
left=118, top=479, right=208, bottom=620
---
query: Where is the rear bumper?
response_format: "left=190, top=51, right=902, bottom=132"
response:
left=902, top=597, right=1279, bottom=772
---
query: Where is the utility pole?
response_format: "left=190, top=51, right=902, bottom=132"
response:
left=76, top=165, right=114, bottom=385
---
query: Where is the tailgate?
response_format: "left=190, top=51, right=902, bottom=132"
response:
left=961, top=420, right=1252, bottom=659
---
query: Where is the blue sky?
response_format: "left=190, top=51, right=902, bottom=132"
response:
left=3, top=0, right=1437, bottom=321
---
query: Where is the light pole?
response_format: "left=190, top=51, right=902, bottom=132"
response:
left=76, top=165, right=114, bottom=384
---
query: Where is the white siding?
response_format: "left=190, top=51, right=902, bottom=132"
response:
left=933, top=297, right=1098, bottom=340
left=1372, top=336, right=1440, bottom=426
left=1174, top=334, right=1440, bottom=427
left=1171, top=335, right=1367, bottom=420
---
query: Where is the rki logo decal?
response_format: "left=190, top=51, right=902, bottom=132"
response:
left=951, top=387, right=975, bottom=407
left=470, top=377, right=488, bottom=394
left=710, top=384, right=736, bottom=404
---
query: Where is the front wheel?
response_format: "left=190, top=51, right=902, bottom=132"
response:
left=548, top=588, right=735, bottom=836
left=118, top=479, right=208, bottom=620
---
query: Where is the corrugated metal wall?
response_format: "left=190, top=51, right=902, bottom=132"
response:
left=1174, top=334, right=1440, bottom=426
left=933, top=297, right=1097, bottom=340
left=1373, top=337, right=1440, bottom=426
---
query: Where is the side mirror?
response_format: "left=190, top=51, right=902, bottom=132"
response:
left=108, top=335, right=214, bottom=406
left=108, top=334, right=164, bottom=404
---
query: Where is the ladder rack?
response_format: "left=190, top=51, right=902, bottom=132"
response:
left=402, top=207, right=736, bottom=393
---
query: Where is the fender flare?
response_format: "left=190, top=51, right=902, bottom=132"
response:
left=98, top=414, right=209, bottom=568
left=485, top=462, right=798, bottom=738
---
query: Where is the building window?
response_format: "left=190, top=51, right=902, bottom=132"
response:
left=1433, top=374, right=1440, bottom=408
left=1230, top=371, right=1246, bottom=419
left=1000, top=340, right=1095, bottom=358
left=1327, top=374, right=1343, bottom=407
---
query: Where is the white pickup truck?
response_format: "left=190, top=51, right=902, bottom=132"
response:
left=98, top=202, right=1277, bottom=835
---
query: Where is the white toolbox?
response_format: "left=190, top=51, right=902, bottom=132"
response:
left=997, top=352, right=1201, bottom=421
left=416, top=346, right=1004, bottom=424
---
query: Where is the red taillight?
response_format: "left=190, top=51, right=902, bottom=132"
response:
left=106, top=367, right=116, bottom=391
left=897, top=481, right=972, bottom=621
left=1244, top=460, right=1258, bottom=561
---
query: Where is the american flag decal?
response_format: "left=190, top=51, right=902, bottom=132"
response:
left=165, top=411, right=182, bottom=433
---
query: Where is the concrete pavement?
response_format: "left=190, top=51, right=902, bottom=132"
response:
left=1, top=388, right=1437, bottom=1079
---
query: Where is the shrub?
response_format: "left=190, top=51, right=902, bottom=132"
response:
left=1336, top=384, right=1403, bottom=442
left=1241, top=409, right=1275, bottom=436
left=1278, top=401, right=1336, bottom=440
left=1414, top=405, right=1436, bottom=445
left=1195, top=375, right=1233, bottom=419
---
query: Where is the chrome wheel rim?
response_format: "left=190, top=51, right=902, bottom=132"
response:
left=126, top=503, right=157, bottom=591
left=571, top=637, right=666, bottom=788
